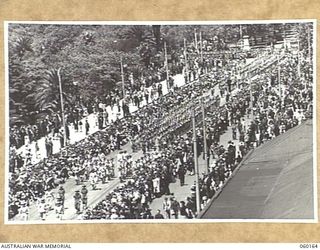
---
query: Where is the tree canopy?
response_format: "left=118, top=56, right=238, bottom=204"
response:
left=8, top=23, right=312, bottom=126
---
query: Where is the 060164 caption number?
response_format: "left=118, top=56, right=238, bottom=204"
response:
left=300, top=244, right=318, bottom=248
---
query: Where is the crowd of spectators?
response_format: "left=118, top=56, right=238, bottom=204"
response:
left=8, top=51, right=234, bottom=219
left=81, top=49, right=313, bottom=220
left=8, top=45, right=313, bottom=221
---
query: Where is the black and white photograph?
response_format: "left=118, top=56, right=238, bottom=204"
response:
left=5, top=20, right=317, bottom=224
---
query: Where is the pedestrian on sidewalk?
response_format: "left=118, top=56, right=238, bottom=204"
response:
left=35, top=141, right=40, bottom=159
left=162, top=197, right=171, bottom=219
left=177, top=165, right=186, bottom=186
left=65, top=125, right=70, bottom=142
left=45, top=137, right=50, bottom=158
left=157, top=83, right=163, bottom=97
left=48, top=137, right=53, bottom=157
left=144, top=88, right=149, bottom=104
left=170, top=197, right=180, bottom=219
left=74, top=120, right=79, bottom=132
left=85, top=119, right=90, bottom=135
left=186, top=197, right=195, bottom=219
left=58, top=130, right=64, bottom=148
left=179, top=201, right=188, bottom=219
left=232, top=124, right=237, bottom=140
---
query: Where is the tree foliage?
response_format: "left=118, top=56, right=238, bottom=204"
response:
left=8, top=23, right=310, bottom=126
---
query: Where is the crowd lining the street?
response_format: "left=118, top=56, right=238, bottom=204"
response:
left=8, top=44, right=313, bottom=220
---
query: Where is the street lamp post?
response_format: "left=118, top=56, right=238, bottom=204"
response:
left=307, top=25, right=311, bottom=63
left=249, top=73, right=254, bottom=120
left=164, top=41, right=170, bottom=90
left=200, top=31, right=203, bottom=64
left=57, top=67, right=67, bottom=147
left=191, top=108, right=201, bottom=215
left=277, top=55, right=281, bottom=109
left=297, top=34, right=301, bottom=78
left=184, top=38, right=189, bottom=83
left=120, top=57, right=126, bottom=98
left=201, top=98, right=209, bottom=174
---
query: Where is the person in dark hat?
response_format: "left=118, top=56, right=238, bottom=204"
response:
left=154, top=209, right=164, bottom=219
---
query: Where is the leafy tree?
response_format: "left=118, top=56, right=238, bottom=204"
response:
left=31, top=69, right=72, bottom=115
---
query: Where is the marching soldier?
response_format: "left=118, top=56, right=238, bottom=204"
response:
left=57, top=186, right=65, bottom=209
left=38, top=198, right=48, bottom=221
left=55, top=192, right=64, bottom=219
left=80, top=185, right=88, bottom=209
left=74, top=190, right=82, bottom=214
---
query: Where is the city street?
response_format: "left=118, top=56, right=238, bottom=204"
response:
left=8, top=22, right=314, bottom=223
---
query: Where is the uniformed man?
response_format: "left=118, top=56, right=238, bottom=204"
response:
left=57, top=186, right=65, bottom=209
left=55, top=192, right=64, bottom=219
left=80, top=185, right=88, bottom=209
left=74, top=190, right=82, bottom=214
left=38, top=198, right=48, bottom=221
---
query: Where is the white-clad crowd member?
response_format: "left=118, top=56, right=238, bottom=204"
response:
left=89, top=171, right=98, bottom=190
left=37, top=198, right=48, bottom=221
left=19, top=202, right=29, bottom=221
left=45, top=190, right=55, bottom=211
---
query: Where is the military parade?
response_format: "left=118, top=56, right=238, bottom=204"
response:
left=7, top=21, right=314, bottom=222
